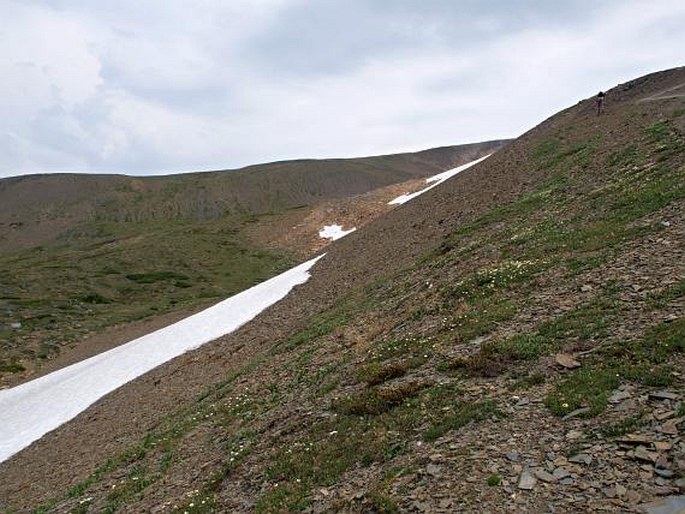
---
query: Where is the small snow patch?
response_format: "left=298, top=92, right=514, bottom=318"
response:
left=319, top=224, right=356, bottom=240
left=388, top=154, right=491, bottom=205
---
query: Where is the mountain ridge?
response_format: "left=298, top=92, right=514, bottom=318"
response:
left=0, top=140, right=508, bottom=250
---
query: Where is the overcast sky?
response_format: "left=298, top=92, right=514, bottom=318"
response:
left=1, top=0, right=684, bottom=178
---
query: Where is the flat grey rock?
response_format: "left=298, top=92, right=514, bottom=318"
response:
left=639, top=495, right=685, bottom=514
left=563, top=407, right=590, bottom=420
left=518, top=470, right=537, bottom=490
left=609, top=390, right=633, bottom=403
left=568, top=454, right=592, bottom=465
left=534, top=469, right=557, bottom=483
left=506, top=451, right=520, bottom=462
left=553, top=467, right=571, bottom=480
left=650, top=391, right=679, bottom=401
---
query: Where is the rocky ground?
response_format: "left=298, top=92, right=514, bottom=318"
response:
left=0, top=68, right=684, bottom=513
left=305, top=383, right=685, bottom=513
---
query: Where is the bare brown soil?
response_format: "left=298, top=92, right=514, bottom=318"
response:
left=246, top=177, right=430, bottom=258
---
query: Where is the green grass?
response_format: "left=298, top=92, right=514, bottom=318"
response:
left=333, top=381, right=428, bottom=416
left=646, top=278, right=685, bottom=309
left=258, top=417, right=387, bottom=512
left=533, top=139, right=561, bottom=161
left=75, top=292, right=114, bottom=304
left=30, top=352, right=270, bottom=513
left=125, top=271, right=190, bottom=284
left=452, top=298, right=518, bottom=343
left=444, top=260, right=550, bottom=301
left=487, top=474, right=502, bottom=487
left=257, top=382, right=495, bottom=511
left=359, top=360, right=417, bottom=386
left=0, top=362, right=25, bottom=373
left=564, top=253, right=610, bottom=276
left=437, top=173, right=571, bottom=249
left=451, top=291, right=617, bottom=377
left=509, top=371, right=546, bottom=390
left=369, top=337, right=432, bottom=362
left=367, top=491, right=399, bottom=513
left=605, top=143, right=640, bottom=168
left=0, top=216, right=295, bottom=375
left=605, top=167, right=685, bottom=222
left=545, top=367, right=620, bottom=417
left=423, top=400, right=498, bottom=441
left=596, top=414, right=648, bottom=438
left=533, top=138, right=598, bottom=170
left=428, top=124, right=682, bottom=386
left=545, top=318, right=685, bottom=417
left=274, top=292, right=367, bottom=354
left=440, top=129, right=683, bottom=273
left=645, top=120, right=683, bottom=156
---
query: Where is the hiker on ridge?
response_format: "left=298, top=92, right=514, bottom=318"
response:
left=597, top=91, right=606, bottom=115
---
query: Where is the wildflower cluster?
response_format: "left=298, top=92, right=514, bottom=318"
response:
left=225, top=391, right=253, bottom=417
left=227, top=439, right=250, bottom=463
left=472, top=259, right=544, bottom=289
left=369, top=335, right=437, bottom=361
left=190, top=405, right=216, bottom=423
left=509, top=225, right=535, bottom=242
left=174, top=488, right=213, bottom=513
left=444, top=259, right=547, bottom=302
left=285, top=440, right=315, bottom=454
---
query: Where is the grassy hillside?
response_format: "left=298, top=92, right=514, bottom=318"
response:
left=0, top=142, right=505, bottom=382
left=0, top=142, right=506, bottom=252
left=0, top=216, right=292, bottom=378
left=1, top=68, right=683, bottom=513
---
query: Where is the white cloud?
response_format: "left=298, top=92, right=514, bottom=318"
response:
left=0, top=3, right=101, bottom=112
left=0, top=0, right=683, bottom=177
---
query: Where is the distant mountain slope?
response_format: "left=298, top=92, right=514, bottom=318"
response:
left=1, top=67, right=683, bottom=513
left=0, top=141, right=507, bottom=252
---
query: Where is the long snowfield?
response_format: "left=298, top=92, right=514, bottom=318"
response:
left=388, top=154, right=491, bottom=205
left=0, top=255, right=323, bottom=463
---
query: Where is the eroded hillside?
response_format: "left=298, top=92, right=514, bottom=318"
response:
left=0, top=68, right=684, bottom=513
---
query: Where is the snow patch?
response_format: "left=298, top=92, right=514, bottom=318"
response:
left=0, top=255, right=324, bottom=463
left=388, top=154, right=492, bottom=205
left=319, top=224, right=356, bottom=240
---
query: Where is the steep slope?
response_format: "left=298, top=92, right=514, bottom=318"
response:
left=1, top=67, right=684, bottom=513
left=0, top=142, right=505, bottom=385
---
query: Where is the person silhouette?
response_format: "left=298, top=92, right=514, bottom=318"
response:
left=597, top=91, right=606, bottom=115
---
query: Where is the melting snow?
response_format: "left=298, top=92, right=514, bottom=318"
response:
left=319, top=224, right=356, bottom=240
left=0, top=255, right=324, bottom=463
left=388, top=154, right=492, bottom=205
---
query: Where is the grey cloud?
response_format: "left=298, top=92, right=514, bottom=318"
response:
left=1, top=0, right=684, bottom=178
left=246, top=0, right=609, bottom=77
